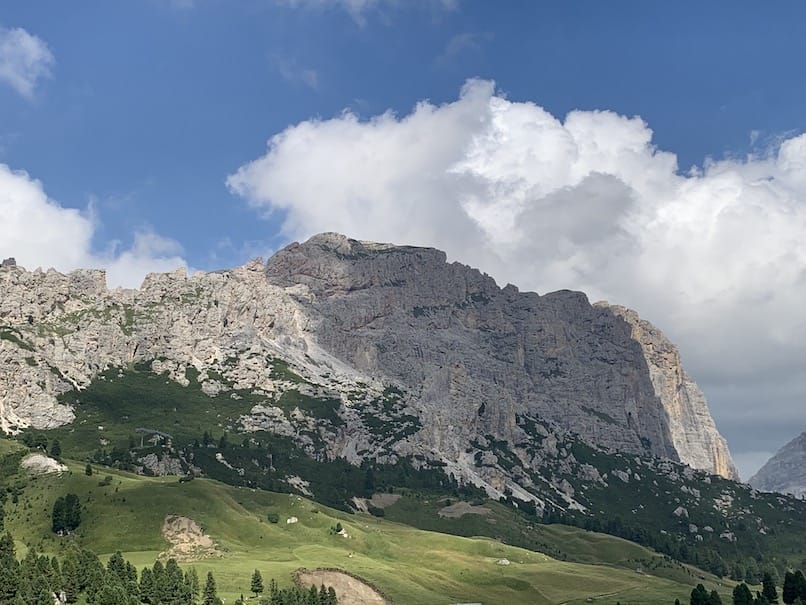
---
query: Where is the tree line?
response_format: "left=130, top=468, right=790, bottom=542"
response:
left=0, top=532, right=337, bottom=605
left=683, top=569, right=806, bottom=605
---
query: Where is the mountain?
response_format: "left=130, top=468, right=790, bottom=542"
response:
left=749, top=432, right=806, bottom=498
left=4, top=233, right=806, bottom=578
left=0, top=232, right=735, bottom=486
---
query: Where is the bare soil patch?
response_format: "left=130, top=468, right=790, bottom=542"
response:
left=160, top=515, right=222, bottom=562
left=296, top=569, right=390, bottom=605
left=368, top=493, right=401, bottom=508
left=438, top=501, right=492, bottom=519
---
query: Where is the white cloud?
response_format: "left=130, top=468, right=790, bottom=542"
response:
left=272, top=56, right=319, bottom=90
left=435, top=32, right=491, bottom=67
left=0, top=164, right=187, bottom=288
left=280, top=0, right=457, bottom=24
left=0, top=27, right=54, bottom=99
left=228, top=79, right=806, bottom=455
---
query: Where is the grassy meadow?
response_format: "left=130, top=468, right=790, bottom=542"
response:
left=0, top=451, right=736, bottom=605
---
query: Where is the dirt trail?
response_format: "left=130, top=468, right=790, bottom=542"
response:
left=296, top=569, right=390, bottom=605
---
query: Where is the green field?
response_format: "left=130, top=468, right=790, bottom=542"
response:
left=2, top=453, right=735, bottom=605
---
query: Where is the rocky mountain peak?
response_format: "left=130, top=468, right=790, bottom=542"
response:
left=266, top=234, right=497, bottom=303
left=0, top=232, right=738, bottom=486
left=749, top=432, right=806, bottom=497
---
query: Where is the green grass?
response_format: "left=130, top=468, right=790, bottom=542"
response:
left=3, top=460, right=732, bottom=605
left=380, top=490, right=719, bottom=588
left=0, top=325, right=34, bottom=351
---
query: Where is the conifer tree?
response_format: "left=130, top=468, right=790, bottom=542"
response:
left=784, top=572, right=799, bottom=605
left=691, top=584, right=710, bottom=605
left=61, top=553, right=80, bottom=604
left=203, top=571, right=219, bottom=605
left=185, top=567, right=201, bottom=605
left=763, top=572, right=780, bottom=604
left=795, top=571, right=806, bottom=602
left=733, top=584, right=754, bottom=605
left=0, top=532, right=19, bottom=602
left=269, top=578, right=279, bottom=605
left=139, top=567, right=155, bottom=605
left=251, top=569, right=264, bottom=597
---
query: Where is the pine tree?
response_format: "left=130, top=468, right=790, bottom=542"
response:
left=203, top=571, right=218, bottom=605
left=185, top=567, right=200, bottom=605
left=139, top=567, right=155, bottom=605
left=251, top=569, right=264, bottom=597
left=733, top=584, right=754, bottom=605
left=151, top=560, right=167, bottom=604
left=164, top=558, right=186, bottom=603
left=269, top=578, right=279, bottom=605
left=61, top=553, right=80, bottom=604
left=784, top=572, right=799, bottom=605
left=107, top=551, right=127, bottom=581
left=0, top=532, right=19, bottom=602
left=795, top=571, right=806, bottom=602
left=763, top=572, right=780, bottom=604
left=692, top=584, right=710, bottom=605
left=709, top=589, right=723, bottom=605
left=50, top=439, right=62, bottom=459
left=85, top=463, right=93, bottom=476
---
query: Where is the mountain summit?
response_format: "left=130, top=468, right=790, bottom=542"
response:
left=749, top=432, right=806, bottom=497
left=0, top=233, right=737, bottom=496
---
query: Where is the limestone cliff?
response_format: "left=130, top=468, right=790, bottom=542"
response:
left=749, top=433, right=806, bottom=497
left=0, top=233, right=737, bottom=489
left=602, top=306, right=738, bottom=480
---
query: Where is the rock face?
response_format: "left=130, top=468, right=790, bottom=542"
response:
left=603, top=306, right=738, bottom=480
left=266, top=234, right=737, bottom=479
left=0, top=232, right=737, bottom=488
left=749, top=433, right=806, bottom=497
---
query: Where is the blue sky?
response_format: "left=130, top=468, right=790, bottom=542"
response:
left=2, top=1, right=806, bottom=477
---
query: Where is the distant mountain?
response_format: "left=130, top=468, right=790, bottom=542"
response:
left=749, top=433, right=806, bottom=498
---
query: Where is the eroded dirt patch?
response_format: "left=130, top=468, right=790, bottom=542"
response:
left=296, top=569, right=390, bottom=605
left=438, top=501, right=491, bottom=519
left=352, top=492, right=401, bottom=513
left=160, top=515, right=222, bottom=562
left=369, top=493, right=401, bottom=508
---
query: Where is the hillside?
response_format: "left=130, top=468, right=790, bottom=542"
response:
left=0, top=443, right=730, bottom=605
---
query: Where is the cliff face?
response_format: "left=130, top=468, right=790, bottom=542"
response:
left=749, top=433, right=806, bottom=497
left=0, top=233, right=737, bottom=484
left=603, top=306, right=738, bottom=480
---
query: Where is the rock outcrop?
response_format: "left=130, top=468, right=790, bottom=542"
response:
left=603, top=305, right=737, bottom=479
left=0, top=233, right=737, bottom=488
left=749, top=433, right=806, bottom=497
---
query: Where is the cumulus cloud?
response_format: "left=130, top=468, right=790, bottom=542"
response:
left=0, top=164, right=187, bottom=288
left=0, top=27, right=54, bottom=99
left=228, top=79, right=806, bottom=463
